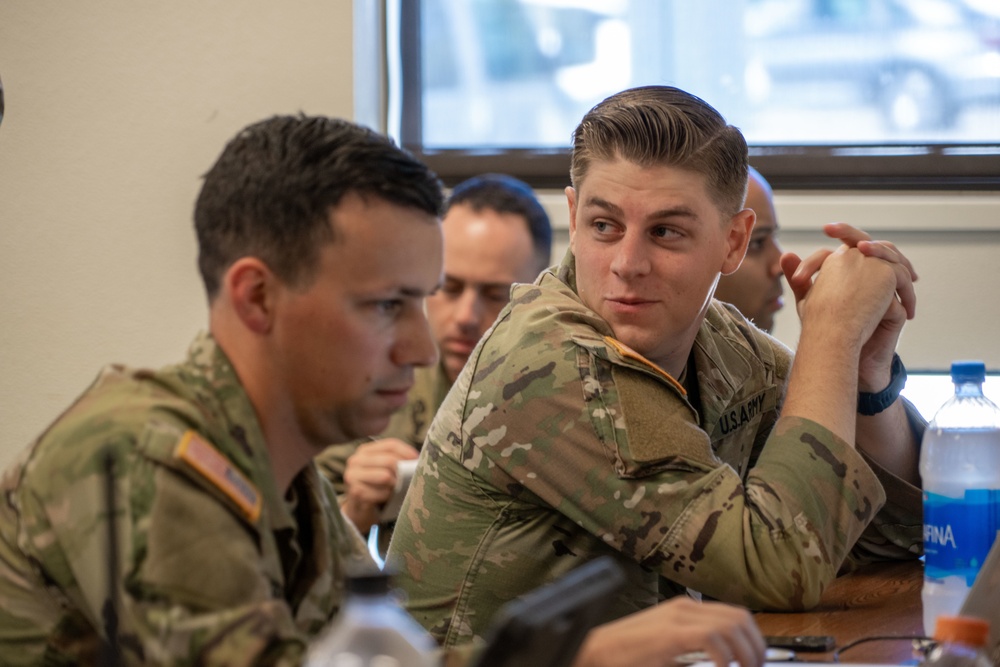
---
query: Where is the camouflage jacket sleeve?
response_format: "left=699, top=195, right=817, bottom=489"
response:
left=842, top=396, right=925, bottom=570
left=710, top=306, right=923, bottom=572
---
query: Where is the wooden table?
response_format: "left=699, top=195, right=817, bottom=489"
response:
left=754, top=560, right=926, bottom=664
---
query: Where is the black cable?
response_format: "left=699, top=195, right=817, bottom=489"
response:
left=833, top=635, right=934, bottom=663
left=100, top=449, right=123, bottom=667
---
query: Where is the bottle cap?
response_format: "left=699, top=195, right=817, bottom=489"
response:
left=934, top=616, right=990, bottom=647
left=951, top=361, right=986, bottom=384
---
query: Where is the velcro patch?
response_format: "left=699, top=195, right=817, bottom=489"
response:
left=604, top=336, right=686, bottom=395
left=174, top=431, right=262, bottom=523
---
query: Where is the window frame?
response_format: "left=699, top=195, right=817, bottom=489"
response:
left=395, top=0, right=1000, bottom=191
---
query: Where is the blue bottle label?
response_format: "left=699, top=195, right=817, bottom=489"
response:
left=923, top=488, right=1000, bottom=586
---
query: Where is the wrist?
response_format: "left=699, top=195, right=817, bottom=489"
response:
left=798, top=322, right=865, bottom=360
left=858, top=352, right=898, bottom=392
left=857, top=353, right=906, bottom=416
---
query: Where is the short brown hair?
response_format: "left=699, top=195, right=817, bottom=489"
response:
left=195, top=115, right=443, bottom=300
left=570, top=86, right=748, bottom=216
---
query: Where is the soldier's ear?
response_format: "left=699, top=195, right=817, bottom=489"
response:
left=721, top=208, right=755, bottom=276
left=223, top=257, right=276, bottom=334
left=565, top=186, right=578, bottom=246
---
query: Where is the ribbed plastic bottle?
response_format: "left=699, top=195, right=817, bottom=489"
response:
left=921, top=616, right=992, bottom=667
left=920, top=360, right=1000, bottom=636
left=304, top=570, right=436, bottom=667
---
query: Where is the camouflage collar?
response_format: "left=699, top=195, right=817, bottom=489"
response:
left=553, top=246, right=578, bottom=292
left=180, top=332, right=293, bottom=531
left=692, top=304, right=778, bottom=436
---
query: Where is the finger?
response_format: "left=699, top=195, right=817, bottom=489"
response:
left=702, top=633, right=735, bottom=667
left=823, top=222, right=871, bottom=247
left=375, top=438, right=420, bottom=459
left=779, top=251, right=801, bottom=279
left=346, top=478, right=395, bottom=504
left=857, top=239, right=918, bottom=281
left=790, top=247, right=835, bottom=283
left=344, top=470, right=397, bottom=500
left=730, top=634, right=758, bottom=667
left=706, top=606, right=763, bottom=667
left=779, top=253, right=808, bottom=303
left=347, top=464, right=397, bottom=487
left=858, top=250, right=917, bottom=320
left=348, top=448, right=414, bottom=473
left=748, top=623, right=767, bottom=664
left=891, top=262, right=917, bottom=319
left=781, top=249, right=832, bottom=304
left=354, top=454, right=409, bottom=472
left=357, top=438, right=420, bottom=459
left=737, top=621, right=767, bottom=667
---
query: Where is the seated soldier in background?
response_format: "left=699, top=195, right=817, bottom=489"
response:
left=714, top=166, right=784, bottom=333
left=0, top=115, right=768, bottom=667
left=316, top=174, right=553, bottom=535
left=388, top=85, right=924, bottom=648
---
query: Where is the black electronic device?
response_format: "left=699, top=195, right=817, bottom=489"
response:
left=765, top=635, right=836, bottom=652
left=471, top=556, right=625, bottom=667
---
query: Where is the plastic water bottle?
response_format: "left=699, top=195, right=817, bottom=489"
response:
left=920, top=361, right=1000, bottom=636
left=920, top=616, right=992, bottom=667
left=305, top=570, right=436, bottom=667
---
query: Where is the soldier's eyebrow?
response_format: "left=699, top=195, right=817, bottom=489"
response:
left=396, top=284, right=440, bottom=298
left=584, top=196, right=624, bottom=216
left=443, top=272, right=511, bottom=291
left=584, top=196, right=696, bottom=221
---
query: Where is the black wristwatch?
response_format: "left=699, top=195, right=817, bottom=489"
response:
left=857, top=353, right=907, bottom=416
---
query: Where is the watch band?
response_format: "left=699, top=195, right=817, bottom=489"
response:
left=857, top=353, right=906, bottom=416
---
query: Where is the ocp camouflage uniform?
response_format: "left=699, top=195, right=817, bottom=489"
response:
left=316, top=362, right=450, bottom=495
left=388, top=250, right=924, bottom=647
left=0, top=333, right=371, bottom=665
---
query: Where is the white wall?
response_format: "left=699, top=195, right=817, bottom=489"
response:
left=0, top=1, right=354, bottom=469
left=1, top=2, right=998, bottom=471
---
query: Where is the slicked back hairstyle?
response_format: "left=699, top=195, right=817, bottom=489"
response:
left=446, top=173, right=553, bottom=274
left=195, top=115, right=444, bottom=300
left=570, top=85, right=749, bottom=217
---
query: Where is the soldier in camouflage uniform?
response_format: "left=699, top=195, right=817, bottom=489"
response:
left=388, top=85, right=924, bottom=648
left=316, top=174, right=553, bottom=537
left=0, top=115, right=445, bottom=665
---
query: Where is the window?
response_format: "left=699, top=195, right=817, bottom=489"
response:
left=902, top=371, right=1000, bottom=421
left=392, top=0, right=1000, bottom=189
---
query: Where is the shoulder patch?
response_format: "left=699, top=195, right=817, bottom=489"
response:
left=603, top=336, right=686, bottom=395
left=174, top=430, right=262, bottom=523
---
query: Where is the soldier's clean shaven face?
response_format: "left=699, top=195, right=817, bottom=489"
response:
left=567, top=159, right=749, bottom=375
left=268, top=192, right=442, bottom=446
left=426, top=203, right=539, bottom=384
